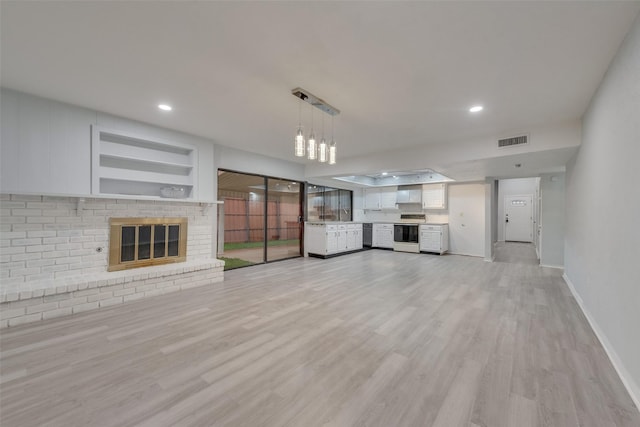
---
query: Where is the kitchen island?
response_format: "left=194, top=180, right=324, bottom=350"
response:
left=305, top=222, right=364, bottom=258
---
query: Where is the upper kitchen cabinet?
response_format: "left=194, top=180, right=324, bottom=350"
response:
left=396, top=185, right=422, bottom=204
left=380, top=187, right=397, bottom=208
left=422, top=183, right=447, bottom=209
left=363, top=186, right=397, bottom=210
left=92, top=127, right=197, bottom=200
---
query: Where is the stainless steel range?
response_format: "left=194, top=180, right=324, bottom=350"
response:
left=393, top=214, right=426, bottom=253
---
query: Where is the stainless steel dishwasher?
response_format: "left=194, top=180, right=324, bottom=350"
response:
left=363, top=223, right=373, bottom=248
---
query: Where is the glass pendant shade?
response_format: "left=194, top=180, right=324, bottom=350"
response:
left=318, top=137, right=328, bottom=163
left=307, top=131, right=317, bottom=160
left=294, top=127, right=305, bottom=157
left=328, top=140, right=337, bottom=165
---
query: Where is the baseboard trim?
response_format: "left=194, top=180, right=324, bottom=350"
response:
left=562, top=273, right=640, bottom=412
left=540, top=263, right=563, bottom=269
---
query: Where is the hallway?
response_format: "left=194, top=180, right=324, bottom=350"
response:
left=495, top=241, right=539, bottom=265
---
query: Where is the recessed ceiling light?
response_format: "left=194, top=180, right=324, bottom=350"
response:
left=381, top=172, right=388, bottom=176
left=158, top=104, right=172, bottom=111
left=469, top=105, right=483, bottom=113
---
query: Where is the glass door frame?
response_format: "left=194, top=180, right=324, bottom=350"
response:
left=217, top=168, right=305, bottom=267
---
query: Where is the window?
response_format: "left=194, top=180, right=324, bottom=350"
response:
left=108, top=217, right=187, bottom=271
left=307, top=185, right=352, bottom=221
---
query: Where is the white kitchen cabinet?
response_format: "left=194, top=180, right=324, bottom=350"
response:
left=92, top=126, right=198, bottom=200
left=419, top=224, right=449, bottom=254
left=363, top=187, right=397, bottom=210
left=379, top=187, right=398, bottom=209
left=372, top=223, right=394, bottom=249
left=396, top=187, right=422, bottom=204
left=422, top=183, right=447, bottom=210
left=337, top=224, right=348, bottom=251
left=325, top=225, right=339, bottom=254
left=346, top=224, right=363, bottom=251
left=305, top=222, right=363, bottom=257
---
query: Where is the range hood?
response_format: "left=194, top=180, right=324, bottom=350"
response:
left=396, top=185, right=422, bottom=204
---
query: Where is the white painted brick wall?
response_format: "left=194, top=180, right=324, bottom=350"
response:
left=1, top=193, right=225, bottom=327
left=1, top=193, right=215, bottom=296
left=0, top=261, right=224, bottom=327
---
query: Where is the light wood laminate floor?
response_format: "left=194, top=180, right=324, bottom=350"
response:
left=495, top=241, right=539, bottom=265
left=1, top=250, right=638, bottom=427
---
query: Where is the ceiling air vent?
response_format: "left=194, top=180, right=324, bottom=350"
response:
left=498, top=135, right=528, bottom=148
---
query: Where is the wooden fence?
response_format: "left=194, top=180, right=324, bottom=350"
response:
left=222, top=197, right=300, bottom=243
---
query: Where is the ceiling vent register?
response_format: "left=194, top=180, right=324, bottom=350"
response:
left=498, top=135, right=528, bottom=148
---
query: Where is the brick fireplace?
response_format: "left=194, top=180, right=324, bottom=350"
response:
left=0, top=194, right=224, bottom=327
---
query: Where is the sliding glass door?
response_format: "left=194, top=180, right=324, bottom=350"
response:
left=266, top=178, right=302, bottom=262
left=217, top=170, right=303, bottom=269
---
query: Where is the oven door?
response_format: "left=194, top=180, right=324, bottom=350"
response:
left=394, top=224, right=419, bottom=243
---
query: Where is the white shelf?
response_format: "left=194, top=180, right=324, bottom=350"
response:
left=99, top=167, right=193, bottom=186
left=100, top=141, right=193, bottom=168
left=0, top=188, right=217, bottom=204
left=92, top=126, right=198, bottom=199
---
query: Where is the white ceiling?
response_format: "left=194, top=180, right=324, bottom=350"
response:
left=2, top=1, right=639, bottom=183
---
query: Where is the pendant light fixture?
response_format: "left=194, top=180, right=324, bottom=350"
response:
left=329, top=114, right=337, bottom=165
left=307, top=107, right=317, bottom=160
left=295, top=127, right=305, bottom=157
left=291, top=87, right=340, bottom=164
left=294, top=98, right=305, bottom=157
left=328, top=140, right=337, bottom=165
left=318, top=112, right=328, bottom=163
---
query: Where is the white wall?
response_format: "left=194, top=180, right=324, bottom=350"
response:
left=1, top=89, right=94, bottom=196
left=0, top=88, right=216, bottom=202
left=484, top=178, right=498, bottom=261
left=539, top=173, right=564, bottom=268
left=448, top=183, right=485, bottom=257
left=565, top=15, right=640, bottom=406
left=497, top=177, right=539, bottom=242
left=214, top=144, right=305, bottom=183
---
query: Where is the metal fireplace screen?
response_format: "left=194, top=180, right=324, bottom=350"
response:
left=108, top=217, right=187, bottom=271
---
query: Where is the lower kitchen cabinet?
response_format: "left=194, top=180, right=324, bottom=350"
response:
left=305, top=222, right=363, bottom=258
left=372, top=223, right=394, bottom=249
left=419, top=224, right=449, bottom=255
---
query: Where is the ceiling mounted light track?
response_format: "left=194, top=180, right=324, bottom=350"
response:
left=291, top=88, right=340, bottom=116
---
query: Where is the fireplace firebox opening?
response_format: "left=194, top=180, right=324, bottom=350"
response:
left=108, top=217, right=187, bottom=271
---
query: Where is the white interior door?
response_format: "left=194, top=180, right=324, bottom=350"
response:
left=505, top=195, right=533, bottom=242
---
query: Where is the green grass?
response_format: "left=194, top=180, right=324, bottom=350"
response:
left=218, top=257, right=257, bottom=270
left=223, top=239, right=299, bottom=251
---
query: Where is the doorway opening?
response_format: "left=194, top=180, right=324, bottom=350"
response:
left=495, top=177, right=540, bottom=265
left=217, top=170, right=303, bottom=270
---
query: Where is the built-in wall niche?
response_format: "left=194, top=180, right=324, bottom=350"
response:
left=92, top=126, right=197, bottom=199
